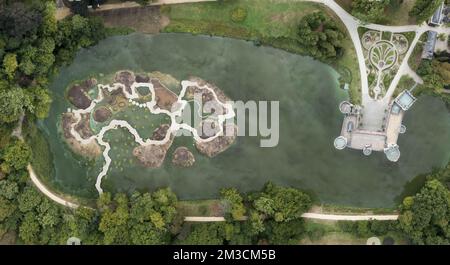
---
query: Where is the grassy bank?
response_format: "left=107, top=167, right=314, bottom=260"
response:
left=161, top=0, right=361, bottom=104
left=175, top=199, right=397, bottom=217
left=301, top=219, right=408, bottom=245
left=336, top=0, right=417, bottom=26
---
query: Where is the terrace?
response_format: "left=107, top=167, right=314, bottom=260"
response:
left=334, top=87, right=417, bottom=162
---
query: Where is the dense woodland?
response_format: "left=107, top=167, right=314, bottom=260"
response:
left=0, top=0, right=450, bottom=245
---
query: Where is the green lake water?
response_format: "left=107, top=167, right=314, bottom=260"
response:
left=42, top=33, right=450, bottom=207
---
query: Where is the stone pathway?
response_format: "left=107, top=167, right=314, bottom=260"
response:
left=184, top=213, right=399, bottom=222
left=68, top=78, right=235, bottom=194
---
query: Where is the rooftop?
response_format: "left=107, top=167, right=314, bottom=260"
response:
left=422, top=31, right=438, bottom=60
left=394, top=90, right=417, bottom=111
left=430, top=3, right=445, bottom=25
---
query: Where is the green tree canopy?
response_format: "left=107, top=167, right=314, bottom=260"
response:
left=399, top=179, right=450, bottom=245
left=220, top=187, right=246, bottom=221
left=252, top=182, right=312, bottom=222
left=297, top=12, right=345, bottom=61
left=1, top=139, right=32, bottom=172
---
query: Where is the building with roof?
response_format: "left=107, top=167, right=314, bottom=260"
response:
left=422, top=31, right=438, bottom=60
left=334, top=87, right=417, bottom=162
left=393, top=90, right=417, bottom=112
left=430, top=2, right=445, bottom=26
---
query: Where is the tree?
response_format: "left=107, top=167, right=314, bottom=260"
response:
left=98, top=193, right=130, bottom=244
left=220, top=188, right=246, bottom=220
left=37, top=199, right=61, bottom=228
left=17, top=186, right=41, bottom=213
left=0, top=87, right=32, bottom=123
left=128, top=189, right=178, bottom=245
left=19, top=212, right=40, bottom=244
left=31, top=88, right=52, bottom=119
left=0, top=196, right=16, bottom=222
left=399, top=179, right=450, bottom=244
left=253, top=196, right=275, bottom=216
left=248, top=210, right=265, bottom=235
left=177, top=223, right=225, bottom=245
left=0, top=2, right=42, bottom=47
left=1, top=139, right=32, bottom=173
left=0, top=179, right=19, bottom=200
left=3, top=53, right=18, bottom=79
left=253, top=182, right=312, bottom=222
left=264, top=219, right=305, bottom=244
left=297, top=12, right=345, bottom=61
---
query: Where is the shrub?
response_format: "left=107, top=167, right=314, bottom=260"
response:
left=230, top=7, right=247, bottom=23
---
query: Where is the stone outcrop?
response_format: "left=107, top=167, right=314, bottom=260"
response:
left=114, top=70, right=135, bottom=93
left=93, top=107, right=112, bottom=123
left=172, top=147, right=195, bottom=167
left=61, top=113, right=101, bottom=159
left=133, top=139, right=173, bottom=168
left=67, top=78, right=97, bottom=109
left=195, top=123, right=238, bottom=157
left=133, top=124, right=173, bottom=168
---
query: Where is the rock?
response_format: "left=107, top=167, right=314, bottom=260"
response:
left=151, top=79, right=178, bottom=111
left=74, top=113, right=95, bottom=139
left=133, top=137, right=173, bottom=168
left=61, top=113, right=101, bottom=159
left=93, top=107, right=112, bottom=123
left=115, top=70, right=135, bottom=93
left=68, top=85, right=91, bottom=109
left=133, top=144, right=168, bottom=168
left=172, top=147, right=195, bottom=167
left=136, top=74, right=150, bottom=83
left=197, top=119, right=221, bottom=139
left=82, top=78, right=97, bottom=91
left=195, top=123, right=237, bottom=157
left=62, top=112, right=77, bottom=139
left=133, top=124, right=173, bottom=168
left=151, top=124, right=171, bottom=141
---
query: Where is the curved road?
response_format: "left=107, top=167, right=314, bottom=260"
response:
left=28, top=162, right=399, bottom=220
left=27, top=165, right=79, bottom=209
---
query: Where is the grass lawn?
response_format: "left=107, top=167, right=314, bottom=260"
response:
left=336, top=0, right=417, bottom=26
left=162, top=0, right=361, bottom=103
left=384, top=0, right=417, bottom=26
left=394, top=75, right=416, bottom=98
left=163, top=0, right=321, bottom=40
left=301, top=219, right=409, bottom=245
left=317, top=204, right=398, bottom=215
left=176, top=199, right=224, bottom=217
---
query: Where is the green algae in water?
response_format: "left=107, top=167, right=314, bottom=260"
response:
left=43, top=33, right=450, bottom=207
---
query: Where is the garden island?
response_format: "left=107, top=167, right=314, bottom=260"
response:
left=0, top=0, right=450, bottom=246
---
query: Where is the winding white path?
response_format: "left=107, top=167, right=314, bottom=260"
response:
left=184, top=213, right=399, bottom=222
left=27, top=165, right=79, bottom=209
left=68, top=78, right=235, bottom=194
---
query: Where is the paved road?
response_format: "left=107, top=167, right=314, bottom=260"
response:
left=27, top=165, right=79, bottom=209
left=184, top=213, right=399, bottom=222
left=301, top=212, right=398, bottom=221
